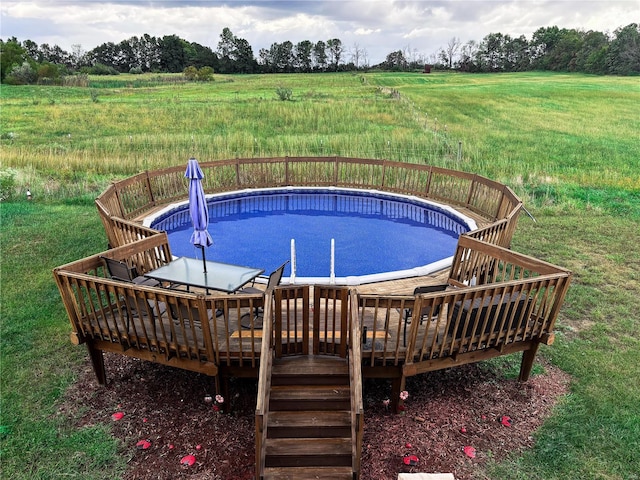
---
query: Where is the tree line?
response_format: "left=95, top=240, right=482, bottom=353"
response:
left=1, top=23, right=638, bottom=84
left=448, top=24, right=639, bottom=75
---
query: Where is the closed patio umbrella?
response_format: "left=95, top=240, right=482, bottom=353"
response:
left=185, top=158, right=213, bottom=272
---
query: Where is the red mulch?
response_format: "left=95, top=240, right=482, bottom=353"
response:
left=59, top=353, right=569, bottom=479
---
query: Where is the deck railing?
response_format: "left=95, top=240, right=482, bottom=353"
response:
left=55, top=232, right=570, bottom=386
left=96, top=157, right=522, bottom=249
left=356, top=236, right=571, bottom=381
left=53, top=235, right=267, bottom=383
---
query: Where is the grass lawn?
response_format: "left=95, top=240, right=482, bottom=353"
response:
left=1, top=71, right=639, bottom=479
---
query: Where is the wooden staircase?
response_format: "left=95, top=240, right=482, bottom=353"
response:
left=261, top=355, right=355, bottom=480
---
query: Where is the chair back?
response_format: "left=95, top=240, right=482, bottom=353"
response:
left=101, top=256, right=136, bottom=282
left=267, top=261, right=289, bottom=290
left=413, top=284, right=448, bottom=295
left=414, top=283, right=448, bottom=316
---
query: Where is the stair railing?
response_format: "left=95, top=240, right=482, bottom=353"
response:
left=254, top=290, right=274, bottom=480
left=349, top=289, right=364, bottom=479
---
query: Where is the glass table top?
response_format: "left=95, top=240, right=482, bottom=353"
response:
left=145, top=257, right=264, bottom=293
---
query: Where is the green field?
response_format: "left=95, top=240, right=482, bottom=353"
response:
left=1, top=72, right=639, bottom=479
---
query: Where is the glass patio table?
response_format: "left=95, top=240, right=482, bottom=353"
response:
left=144, top=257, right=264, bottom=293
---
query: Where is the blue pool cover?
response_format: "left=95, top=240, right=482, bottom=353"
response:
left=148, top=188, right=474, bottom=284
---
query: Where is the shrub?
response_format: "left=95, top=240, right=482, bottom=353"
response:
left=0, top=169, right=17, bottom=202
left=183, top=65, right=198, bottom=80
left=275, top=86, right=293, bottom=101
left=129, top=66, right=143, bottom=74
left=5, top=62, right=37, bottom=85
left=84, top=63, right=119, bottom=75
left=37, top=63, right=62, bottom=84
left=196, top=66, right=214, bottom=81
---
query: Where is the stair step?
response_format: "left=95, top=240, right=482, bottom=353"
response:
left=268, top=410, right=351, bottom=438
left=269, top=385, right=351, bottom=411
left=265, top=437, right=352, bottom=468
left=271, top=374, right=349, bottom=386
left=272, top=355, right=348, bottom=373
left=272, top=356, right=349, bottom=385
left=262, top=466, right=354, bottom=480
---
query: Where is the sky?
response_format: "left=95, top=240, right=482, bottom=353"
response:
left=1, top=1, right=637, bottom=64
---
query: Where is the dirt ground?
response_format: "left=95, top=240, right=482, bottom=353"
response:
left=59, top=353, right=570, bottom=479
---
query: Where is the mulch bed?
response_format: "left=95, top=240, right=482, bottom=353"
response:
left=59, top=353, right=569, bottom=479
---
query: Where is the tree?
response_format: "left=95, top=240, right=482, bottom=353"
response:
left=326, top=38, right=343, bottom=71
left=530, top=26, right=563, bottom=69
left=313, top=40, right=328, bottom=71
left=575, top=30, right=609, bottom=74
left=70, top=44, right=86, bottom=69
left=217, top=27, right=235, bottom=73
left=233, top=37, right=256, bottom=73
left=87, top=42, right=119, bottom=70
left=349, top=42, right=364, bottom=69
left=217, top=27, right=235, bottom=58
left=117, top=38, right=137, bottom=71
left=158, top=35, right=186, bottom=72
left=361, top=48, right=370, bottom=69
left=189, top=42, right=218, bottom=70
left=37, top=62, right=65, bottom=83
left=273, top=41, right=294, bottom=72
left=295, top=40, right=313, bottom=72
left=261, top=42, right=281, bottom=72
left=384, top=50, right=407, bottom=71
left=456, top=40, right=478, bottom=72
left=0, top=38, right=27, bottom=82
left=38, top=43, right=70, bottom=67
left=22, top=39, right=40, bottom=61
left=183, top=65, right=198, bottom=80
left=404, top=45, right=425, bottom=70
left=476, top=33, right=508, bottom=72
left=504, top=35, right=530, bottom=71
left=607, top=23, right=640, bottom=75
left=545, top=28, right=583, bottom=71
left=440, top=37, right=460, bottom=69
left=216, top=28, right=256, bottom=73
left=139, top=34, right=161, bottom=71
left=258, top=47, right=273, bottom=72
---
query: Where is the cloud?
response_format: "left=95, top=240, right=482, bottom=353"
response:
left=354, top=28, right=381, bottom=36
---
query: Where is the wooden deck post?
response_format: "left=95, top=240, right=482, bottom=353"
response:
left=518, top=343, right=541, bottom=382
left=391, top=375, right=406, bottom=414
left=87, top=344, right=107, bottom=385
left=218, top=374, right=229, bottom=412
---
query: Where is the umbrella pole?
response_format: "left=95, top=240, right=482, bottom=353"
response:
left=201, top=246, right=207, bottom=273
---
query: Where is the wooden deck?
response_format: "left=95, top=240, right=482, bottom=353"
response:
left=67, top=157, right=558, bottom=479
left=355, top=269, right=451, bottom=295
left=54, top=234, right=572, bottom=480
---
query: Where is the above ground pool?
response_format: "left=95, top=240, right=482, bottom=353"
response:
left=145, top=188, right=476, bottom=285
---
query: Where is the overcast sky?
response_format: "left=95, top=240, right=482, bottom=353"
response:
left=1, top=1, right=637, bottom=64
